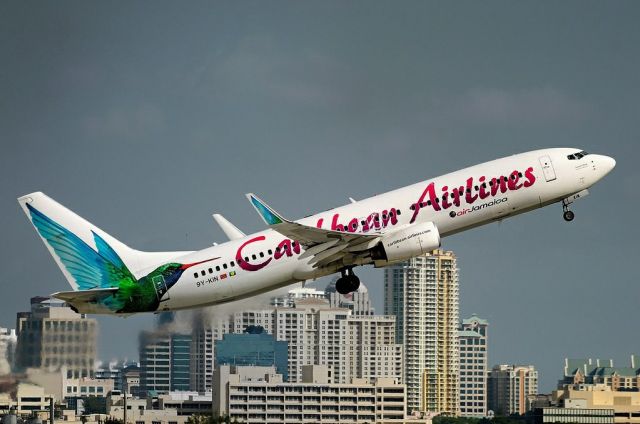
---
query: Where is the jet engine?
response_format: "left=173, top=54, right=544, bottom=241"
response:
left=371, top=221, right=440, bottom=266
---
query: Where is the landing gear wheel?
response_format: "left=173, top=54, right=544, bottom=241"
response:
left=563, top=210, right=575, bottom=222
left=347, top=274, right=360, bottom=292
left=336, top=277, right=351, bottom=295
left=335, top=268, right=361, bottom=295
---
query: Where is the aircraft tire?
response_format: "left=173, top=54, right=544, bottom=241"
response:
left=563, top=210, right=575, bottom=222
left=336, top=277, right=351, bottom=295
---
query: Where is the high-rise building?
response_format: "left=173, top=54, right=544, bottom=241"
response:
left=171, top=334, right=192, bottom=391
left=190, top=317, right=231, bottom=392
left=325, top=278, right=375, bottom=315
left=560, top=356, right=640, bottom=391
left=231, top=298, right=403, bottom=384
left=15, top=297, right=97, bottom=378
left=458, top=315, right=488, bottom=417
left=215, top=328, right=289, bottom=380
left=488, top=364, right=538, bottom=415
left=139, top=331, right=192, bottom=395
left=384, top=249, right=460, bottom=414
left=139, top=331, right=171, bottom=395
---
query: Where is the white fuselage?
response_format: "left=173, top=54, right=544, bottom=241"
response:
left=153, top=148, right=614, bottom=311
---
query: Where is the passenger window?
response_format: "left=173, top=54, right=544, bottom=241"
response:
left=193, top=273, right=198, bottom=278
left=518, top=172, right=523, bottom=178
left=482, top=182, right=487, bottom=188
left=474, top=186, right=479, bottom=191
left=208, top=268, right=213, bottom=274
left=268, top=249, right=273, bottom=255
left=200, top=270, right=206, bottom=276
left=396, top=209, right=401, bottom=215
left=230, top=261, right=235, bottom=267
left=244, top=256, right=249, bottom=262
left=216, top=266, right=220, bottom=272
left=489, top=180, right=493, bottom=186
left=252, top=254, right=257, bottom=260
left=223, top=263, right=228, bottom=269
left=259, top=252, right=264, bottom=258
left=427, top=200, right=431, bottom=206
left=503, top=176, right=508, bottom=182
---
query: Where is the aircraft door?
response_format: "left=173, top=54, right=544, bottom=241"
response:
left=152, top=275, right=170, bottom=301
left=538, top=155, right=557, bottom=182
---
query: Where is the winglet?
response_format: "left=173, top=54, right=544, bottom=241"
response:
left=245, top=193, right=286, bottom=226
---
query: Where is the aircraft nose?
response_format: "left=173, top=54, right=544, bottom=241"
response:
left=599, top=155, right=616, bottom=175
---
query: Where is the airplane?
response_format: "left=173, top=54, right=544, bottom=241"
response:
left=18, top=148, right=615, bottom=315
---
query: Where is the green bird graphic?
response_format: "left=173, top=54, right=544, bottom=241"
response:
left=27, top=203, right=217, bottom=313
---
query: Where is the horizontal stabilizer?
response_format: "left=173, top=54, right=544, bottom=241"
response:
left=52, top=287, right=119, bottom=313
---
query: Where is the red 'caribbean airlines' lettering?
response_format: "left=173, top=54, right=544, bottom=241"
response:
left=410, top=166, right=536, bottom=223
left=236, top=236, right=302, bottom=271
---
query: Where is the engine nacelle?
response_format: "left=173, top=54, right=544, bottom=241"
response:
left=371, top=222, right=441, bottom=266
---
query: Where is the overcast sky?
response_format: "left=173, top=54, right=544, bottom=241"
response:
left=1, top=1, right=638, bottom=391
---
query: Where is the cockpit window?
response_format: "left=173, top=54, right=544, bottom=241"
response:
left=567, top=150, right=589, bottom=160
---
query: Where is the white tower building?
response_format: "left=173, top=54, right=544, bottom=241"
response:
left=459, top=315, right=488, bottom=417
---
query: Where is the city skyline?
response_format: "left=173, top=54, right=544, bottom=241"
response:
left=1, top=1, right=638, bottom=394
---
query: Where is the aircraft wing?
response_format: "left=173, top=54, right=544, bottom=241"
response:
left=246, top=193, right=382, bottom=268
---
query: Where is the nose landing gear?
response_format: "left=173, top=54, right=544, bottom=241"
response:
left=562, top=200, right=575, bottom=222
left=335, top=267, right=360, bottom=295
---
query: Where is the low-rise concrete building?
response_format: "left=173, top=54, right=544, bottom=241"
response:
left=552, top=384, right=640, bottom=424
left=213, top=364, right=428, bottom=423
left=107, top=392, right=189, bottom=424
left=0, top=383, right=50, bottom=416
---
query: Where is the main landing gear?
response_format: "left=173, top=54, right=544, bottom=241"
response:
left=562, top=200, right=575, bottom=222
left=335, top=268, right=360, bottom=295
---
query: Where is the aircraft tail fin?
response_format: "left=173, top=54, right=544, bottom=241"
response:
left=18, top=192, right=193, bottom=292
